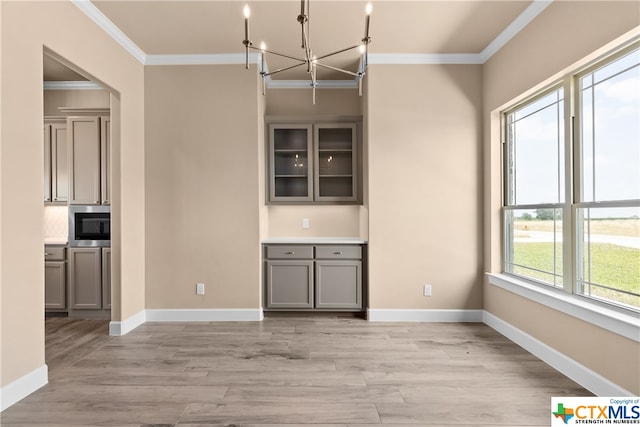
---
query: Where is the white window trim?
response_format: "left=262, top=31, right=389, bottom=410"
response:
left=487, top=273, right=639, bottom=343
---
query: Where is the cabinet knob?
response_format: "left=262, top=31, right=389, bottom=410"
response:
left=285, top=251, right=295, bottom=255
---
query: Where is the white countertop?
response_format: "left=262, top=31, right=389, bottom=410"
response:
left=44, top=238, right=68, bottom=245
left=262, top=237, right=367, bottom=244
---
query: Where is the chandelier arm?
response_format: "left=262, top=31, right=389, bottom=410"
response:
left=315, top=45, right=361, bottom=61
left=249, top=46, right=305, bottom=63
left=262, top=61, right=307, bottom=77
left=314, top=62, right=360, bottom=78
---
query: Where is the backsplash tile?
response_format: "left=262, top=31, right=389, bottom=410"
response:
left=44, top=206, right=68, bottom=241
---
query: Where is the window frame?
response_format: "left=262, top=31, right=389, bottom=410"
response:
left=501, top=40, right=640, bottom=313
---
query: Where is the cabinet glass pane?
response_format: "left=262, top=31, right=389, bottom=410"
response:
left=318, top=151, right=352, bottom=176
left=319, top=177, right=353, bottom=197
left=275, top=151, right=308, bottom=176
left=318, top=128, right=352, bottom=150
left=274, top=128, right=308, bottom=150
left=275, top=177, right=309, bottom=197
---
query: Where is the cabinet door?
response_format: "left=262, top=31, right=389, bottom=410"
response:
left=68, top=116, right=101, bottom=205
left=269, top=124, right=313, bottom=202
left=265, top=260, right=314, bottom=309
left=102, top=247, right=111, bottom=309
left=51, top=123, right=68, bottom=203
left=315, top=260, right=362, bottom=309
left=314, top=124, right=357, bottom=202
left=69, top=248, right=102, bottom=309
left=44, top=125, right=52, bottom=202
left=45, top=261, right=66, bottom=310
left=100, top=116, right=111, bottom=205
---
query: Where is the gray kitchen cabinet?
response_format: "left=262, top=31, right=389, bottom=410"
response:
left=43, top=119, right=68, bottom=204
left=101, top=247, right=111, bottom=310
left=315, top=246, right=362, bottom=310
left=68, top=115, right=110, bottom=205
left=44, top=245, right=67, bottom=310
left=267, top=121, right=360, bottom=204
left=69, top=247, right=102, bottom=310
left=264, top=244, right=364, bottom=311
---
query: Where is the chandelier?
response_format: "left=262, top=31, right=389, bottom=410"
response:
left=242, top=0, right=372, bottom=103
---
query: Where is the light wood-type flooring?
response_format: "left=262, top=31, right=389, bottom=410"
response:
left=1, top=313, right=591, bottom=426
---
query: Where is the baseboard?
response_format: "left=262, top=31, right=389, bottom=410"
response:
left=367, top=309, right=484, bottom=322
left=0, top=364, right=48, bottom=412
left=145, top=308, right=264, bottom=322
left=109, top=309, right=146, bottom=336
left=483, top=311, right=633, bottom=396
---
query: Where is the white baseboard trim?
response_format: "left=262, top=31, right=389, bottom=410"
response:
left=0, top=364, right=48, bottom=412
left=483, top=311, right=633, bottom=396
left=145, top=309, right=264, bottom=322
left=367, top=309, right=484, bottom=322
left=109, top=309, right=146, bottom=336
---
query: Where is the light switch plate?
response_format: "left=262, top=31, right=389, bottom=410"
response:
left=196, top=283, right=205, bottom=295
left=302, top=218, right=310, bottom=229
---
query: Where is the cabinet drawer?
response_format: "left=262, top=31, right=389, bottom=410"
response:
left=45, top=246, right=66, bottom=261
left=266, top=245, right=314, bottom=259
left=315, top=245, right=361, bottom=259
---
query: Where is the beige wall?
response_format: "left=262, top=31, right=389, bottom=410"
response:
left=483, top=1, right=640, bottom=394
left=43, top=89, right=110, bottom=116
left=144, top=65, right=262, bottom=309
left=368, top=64, right=483, bottom=309
left=0, top=0, right=145, bottom=388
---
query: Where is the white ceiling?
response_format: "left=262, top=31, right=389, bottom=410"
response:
left=44, top=0, right=545, bottom=83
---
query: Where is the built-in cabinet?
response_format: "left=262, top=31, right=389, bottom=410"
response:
left=43, top=119, right=68, bottom=204
left=268, top=121, right=360, bottom=204
left=264, top=244, right=364, bottom=311
left=68, top=247, right=111, bottom=317
left=68, top=115, right=110, bottom=205
left=45, top=245, right=67, bottom=310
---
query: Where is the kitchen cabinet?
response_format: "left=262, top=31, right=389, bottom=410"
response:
left=68, top=115, right=110, bottom=205
left=68, top=247, right=110, bottom=315
left=43, top=119, right=68, bottom=204
left=45, top=245, right=67, bottom=310
left=268, top=121, right=360, bottom=204
left=264, top=244, right=364, bottom=311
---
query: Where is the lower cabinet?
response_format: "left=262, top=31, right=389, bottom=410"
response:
left=264, top=244, right=364, bottom=311
left=45, top=245, right=67, bottom=311
left=68, top=247, right=111, bottom=317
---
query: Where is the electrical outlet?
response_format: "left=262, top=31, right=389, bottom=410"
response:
left=423, top=284, right=432, bottom=297
left=302, top=218, right=310, bottom=229
left=196, top=283, right=205, bottom=295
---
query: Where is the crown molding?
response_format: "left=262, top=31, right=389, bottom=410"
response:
left=267, top=79, right=359, bottom=89
left=71, top=0, right=146, bottom=64
left=480, top=0, right=553, bottom=63
left=71, top=0, right=554, bottom=73
left=44, top=81, right=105, bottom=90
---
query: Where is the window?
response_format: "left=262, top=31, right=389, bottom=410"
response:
left=503, top=43, right=640, bottom=311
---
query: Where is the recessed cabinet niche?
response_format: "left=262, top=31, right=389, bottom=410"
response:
left=268, top=121, right=360, bottom=204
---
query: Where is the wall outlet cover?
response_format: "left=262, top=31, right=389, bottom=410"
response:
left=196, top=283, right=205, bottom=295
left=423, top=284, right=432, bottom=297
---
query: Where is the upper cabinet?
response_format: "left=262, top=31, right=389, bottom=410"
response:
left=268, top=121, right=361, bottom=204
left=44, top=119, right=68, bottom=204
left=68, top=115, right=110, bottom=205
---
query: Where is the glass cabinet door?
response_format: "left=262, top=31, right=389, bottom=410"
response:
left=314, top=124, right=357, bottom=202
left=269, top=125, right=313, bottom=201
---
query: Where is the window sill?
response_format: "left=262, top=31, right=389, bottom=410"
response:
left=486, top=273, right=639, bottom=342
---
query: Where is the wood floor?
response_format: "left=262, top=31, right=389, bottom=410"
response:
left=1, top=314, right=590, bottom=426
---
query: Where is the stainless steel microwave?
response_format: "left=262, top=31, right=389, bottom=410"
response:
left=69, top=205, right=111, bottom=247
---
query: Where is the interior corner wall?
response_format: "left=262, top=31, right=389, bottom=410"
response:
left=144, top=64, right=262, bottom=310
left=0, top=0, right=145, bottom=393
left=367, top=64, right=484, bottom=310
left=482, top=1, right=640, bottom=394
